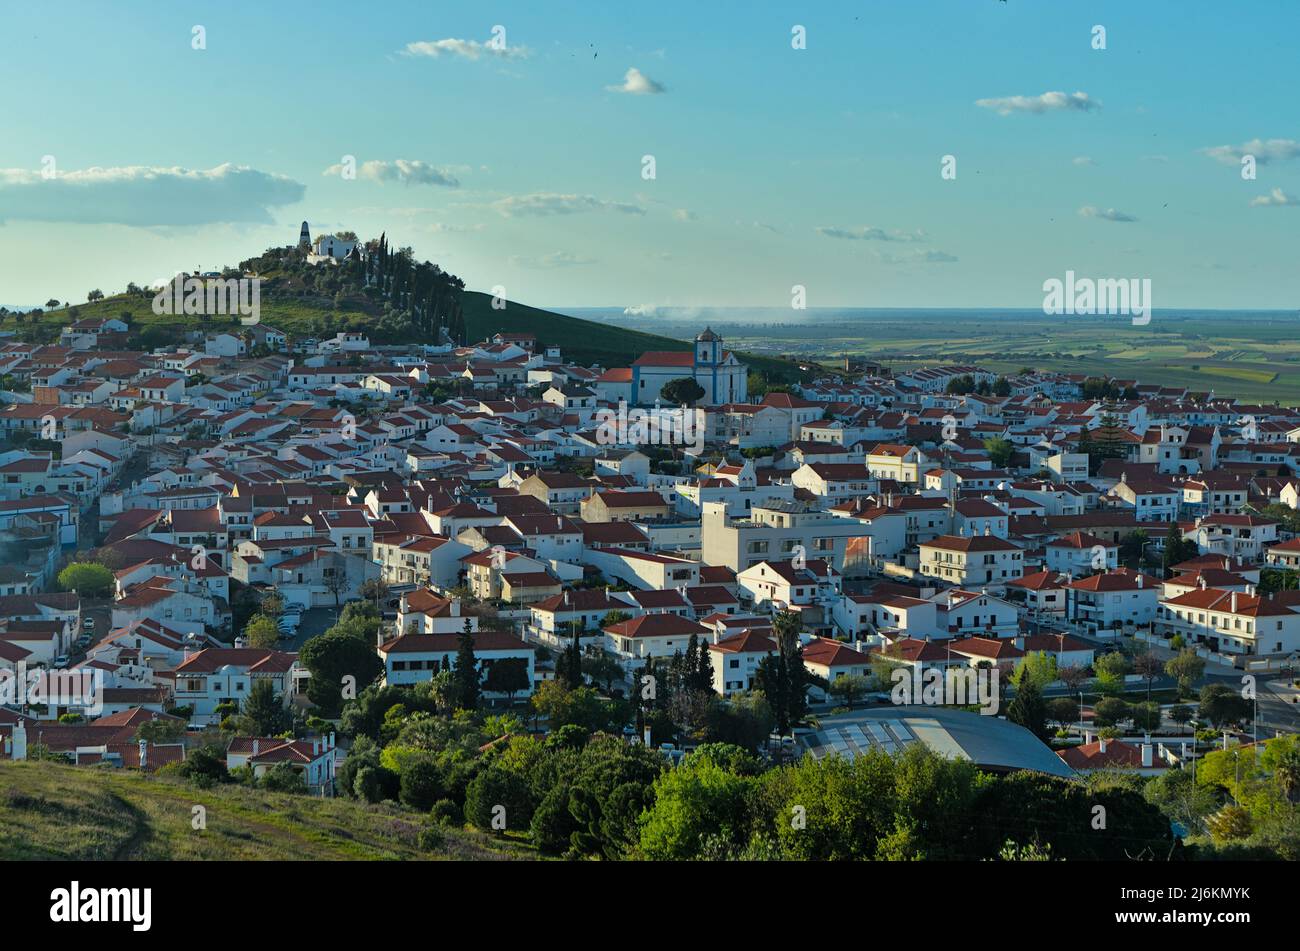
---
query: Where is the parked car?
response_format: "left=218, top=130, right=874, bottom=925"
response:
left=53, top=655, right=70, bottom=669
left=82, top=616, right=95, bottom=630
left=283, top=602, right=307, bottom=613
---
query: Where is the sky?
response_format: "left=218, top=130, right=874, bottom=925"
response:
left=1, top=0, right=1297, bottom=313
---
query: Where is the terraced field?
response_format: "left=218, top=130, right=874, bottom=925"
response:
left=721, top=310, right=1300, bottom=404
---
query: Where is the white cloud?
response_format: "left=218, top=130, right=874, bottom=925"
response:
left=1072, top=156, right=1097, bottom=166
left=1079, top=205, right=1138, bottom=222
left=0, top=163, right=303, bottom=226
left=509, top=251, right=593, bottom=269
left=324, top=159, right=460, bottom=188
left=491, top=193, right=645, bottom=217
left=816, top=225, right=927, bottom=242
left=975, top=90, right=1099, bottom=115
left=402, top=39, right=529, bottom=61
left=1201, top=138, right=1300, bottom=165
left=1249, top=187, right=1300, bottom=207
left=872, top=248, right=957, bottom=266
left=607, top=67, right=665, bottom=95
left=672, top=208, right=696, bottom=221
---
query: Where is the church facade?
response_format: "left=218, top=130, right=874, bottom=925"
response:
left=630, top=328, right=747, bottom=406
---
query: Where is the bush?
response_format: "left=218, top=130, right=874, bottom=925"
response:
left=417, top=824, right=446, bottom=851
left=464, top=767, right=534, bottom=833
left=259, top=763, right=305, bottom=794
left=429, top=798, right=462, bottom=827
left=399, top=758, right=444, bottom=812
left=353, top=765, right=400, bottom=804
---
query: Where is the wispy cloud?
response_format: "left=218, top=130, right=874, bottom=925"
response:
left=1201, top=138, right=1300, bottom=165
left=607, top=67, right=665, bottom=95
left=672, top=208, right=696, bottom=222
left=1249, top=187, right=1300, bottom=207
left=816, top=225, right=927, bottom=242
left=0, top=163, right=303, bottom=226
left=976, top=90, right=1099, bottom=115
left=491, top=193, right=645, bottom=217
left=1078, top=205, right=1138, bottom=223
left=1072, top=156, right=1097, bottom=166
left=509, top=251, right=594, bottom=268
left=872, top=249, right=958, bottom=265
left=324, top=159, right=460, bottom=187
left=402, top=38, right=529, bottom=61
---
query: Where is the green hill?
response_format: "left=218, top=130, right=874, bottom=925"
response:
left=0, top=760, right=529, bottom=861
left=461, top=291, right=806, bottom=383
left=9, top=289, right=807, bottom=385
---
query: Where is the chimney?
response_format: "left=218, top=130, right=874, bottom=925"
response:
left=1199, top=576, right=1207, bottom=590
left=328, top=732, right=336, bottom=750
left=1085, top=730, right=1095, bottom=745
left=138, top=739, right=148, bottom=769
left=1137, top=574, right=1144, bottom=589
left=1141, top=735, right=1153, bottom=768
left=1231, top=591, right=1238, bottom=613
left=1099, top=737, right=1109, bottom=753
left=313, top=738, right=320, bottom=756
left=1246, top=583, right=1256, bottom=597
left=252, top=739, right=260, bottom=757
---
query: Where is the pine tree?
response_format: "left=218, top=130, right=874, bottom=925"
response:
left=453, top=616, right=480, bottom=710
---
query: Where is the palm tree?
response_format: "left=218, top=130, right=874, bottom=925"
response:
left=1275, top=745, right=1300, bottom=803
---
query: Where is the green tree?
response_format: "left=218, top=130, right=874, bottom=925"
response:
left=1130, top=701, right=1163, bottom=732
left=243, top=614, right=280, bottom=649
left=1162, top=524, right=1198, bottom=574
left=136, top=717, right=185, bottom=744
left=982, top=437, right=1015, bottom=469
left=1012, top=651, right=1058, bottom=692
left=660, top=376, right=706, bottom=407
left=827, top=674, right=870, bottom=709
left=1093, top=697, right=1131, bottom=728
left=1007, top=680, right=1049, bottom=740
left=1093, top=650, right=1131, bottom=696
left=1198, top=683, right=1252, bottom=729
left=240, top=678, right=290, bottom=736
left=483, top=656, right=532, bottom=705
left=1045, top=696, right=1080, bottom=725
left=1165, top=649, right=1206, bottom=697
left=452, top=617, right=481, bottom=710
left=579, top=649, right=625, bottom=694
left=638, top=750, right=757, bottom=860
left=57, top=562, right=115, bottom=599
left=465, top=766, right=534, bottom=833
left=259, top=763, right=305, bottom=794
left=299, top=626, right=385, bottom=716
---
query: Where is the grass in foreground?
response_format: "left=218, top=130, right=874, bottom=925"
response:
left=0, top=760, right=531, bottom=861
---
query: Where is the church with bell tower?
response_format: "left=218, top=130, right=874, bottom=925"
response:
left=629, top=327, right=748, bottom=406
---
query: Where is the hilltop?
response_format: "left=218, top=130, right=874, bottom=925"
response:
left=4, top=287, right=807, bottom=386
left=0, top=760, right=529, bottom=861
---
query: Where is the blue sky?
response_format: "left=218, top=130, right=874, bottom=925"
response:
left=1, top=0, right=1297, bottom=311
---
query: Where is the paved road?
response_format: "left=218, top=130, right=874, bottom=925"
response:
left=276, top=607, right=339, bottom=650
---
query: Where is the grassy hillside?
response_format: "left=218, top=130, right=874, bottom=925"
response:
left=461, top=291, right=806, bottom=383
left=0, top=760, right=528, bottom=861
left=7, top=289, right=808, bottom=384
